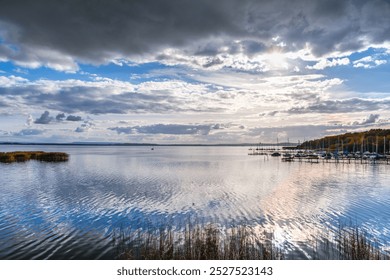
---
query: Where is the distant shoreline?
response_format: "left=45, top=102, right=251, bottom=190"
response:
left=0, top=142, right=297, bottom=147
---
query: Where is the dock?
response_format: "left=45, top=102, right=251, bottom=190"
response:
left=248, top=148, right=390, bottom=165
left=281, top=156, right=390, bottom=165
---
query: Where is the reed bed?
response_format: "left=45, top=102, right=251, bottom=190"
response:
left=115, top=224, right=282, bottom=260
left=335, top=226, right=388, bottom=260
left=0, top=151, right=69, bottom=163
left=114, top=222, right=389, bottom=260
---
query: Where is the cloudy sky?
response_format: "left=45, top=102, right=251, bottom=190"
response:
left=1, top=0, right=390, bottom=144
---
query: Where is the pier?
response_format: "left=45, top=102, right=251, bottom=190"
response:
left=248, top=148, right=390, bottom=165
left=281, top=155, right=390, bottom=165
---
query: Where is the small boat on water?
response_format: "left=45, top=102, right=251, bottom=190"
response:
left=282, top=153, right=294, bottom=161
left=322, top=153, right=332, bottom=159
left=306, top=154, right=319, bottom=159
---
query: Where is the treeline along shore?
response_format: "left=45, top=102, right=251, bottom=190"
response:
left=297, top=129, right=390, bottom=154
left=0, top=151, right=69, bottom=163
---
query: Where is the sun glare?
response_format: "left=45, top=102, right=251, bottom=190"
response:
left=264, top=51, right=289, bottom=71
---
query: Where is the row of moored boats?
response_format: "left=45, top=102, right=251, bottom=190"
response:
left=249, top=149, right=390, bottom=162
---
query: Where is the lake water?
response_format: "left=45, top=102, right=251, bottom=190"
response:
left=1, top=145, right=390, bottom=259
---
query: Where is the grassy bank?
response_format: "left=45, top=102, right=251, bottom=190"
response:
left=114, top=223, right=389, bottom=260
left=0, top=151, right=69, bottom=163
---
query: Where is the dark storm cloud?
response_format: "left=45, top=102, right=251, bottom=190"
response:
left=34, top=110, right=81, bottom=124
left=241, top=40, right=267, bottom=56
left=56, top=113, right=66, bottom=121
left=34, top=111, right=53, bottom=124
left=66, top=115, right=82, bottom=121
left=353, top=114, right=380, bottom=125
left=202, top=57, right=224, bottom=68
left=193, top=39, right=266, bottom=58
left=0, top=0, right=389, bottom=67
left=109, top=124, right=215, bottom=135
left=0, top=0, right=241, bottom=63
left=0, top=80, right=225, bottom=115
left=56, top=113, right=83, bottom=121
left=287, top=98, right=390, bottom=114
left=24, top=90, right=190, bottom=114
left=361, top=113, right=380, bottom=124
left=75, top=127, right=85, bottom=133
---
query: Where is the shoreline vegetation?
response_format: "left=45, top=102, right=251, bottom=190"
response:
left=115, top=223, right=390, bottom=260
left=115, top=224, right=282, bottom=260
left=0, top=151, right=69, bottom=163
left=298, top=129, right=390, bottom=153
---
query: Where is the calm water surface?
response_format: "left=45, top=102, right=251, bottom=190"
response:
left=1, top=145, right=390, bottom=259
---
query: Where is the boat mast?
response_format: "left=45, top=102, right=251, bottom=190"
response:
left=376, top=135, right=378, bottom=154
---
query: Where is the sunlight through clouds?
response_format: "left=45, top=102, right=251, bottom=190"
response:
left=0, top=0, right=390, bottom=143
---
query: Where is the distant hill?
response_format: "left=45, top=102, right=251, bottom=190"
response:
left=297, top=129, right=390, bottom=153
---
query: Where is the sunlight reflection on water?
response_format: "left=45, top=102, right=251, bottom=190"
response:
left=1, top=145, right=390, bottom=259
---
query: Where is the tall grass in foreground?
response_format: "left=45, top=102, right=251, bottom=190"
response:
left=115, top=224, right=282, bottom=260
left=333, top=226, right=388, bottom=260
left=114, top=223, right=390, bottom=260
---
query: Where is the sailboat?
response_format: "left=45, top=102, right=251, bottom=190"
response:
left=271, top=137, right=281, bottom=156
left=282, top=152, right=294, bottom=161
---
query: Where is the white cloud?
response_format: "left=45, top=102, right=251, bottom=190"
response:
left=353, top=56, right=387, bottom=68
left=375, top=60, right=387, bottom=66
left=306, top=58, right=350, bottom=70
left=0, top=75, right=28, bottom=86
left=25, top=114, right=33, bottom=126
left=0, top=70, right=352, bottom=144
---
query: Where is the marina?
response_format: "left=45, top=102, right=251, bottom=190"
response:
left=248, top=131, right=390, bottom=165
left=283, top=155, right=390, bottom=165
left=250, top=148, right=390, bottom=164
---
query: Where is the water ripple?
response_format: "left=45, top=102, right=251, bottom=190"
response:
left=1, top=146, right=390, bottom=259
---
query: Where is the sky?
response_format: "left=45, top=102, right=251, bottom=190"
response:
left=0, top=0, right=390, bottom=144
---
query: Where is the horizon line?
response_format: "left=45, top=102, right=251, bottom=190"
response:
left=0, top=141, right=298, bottom=147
